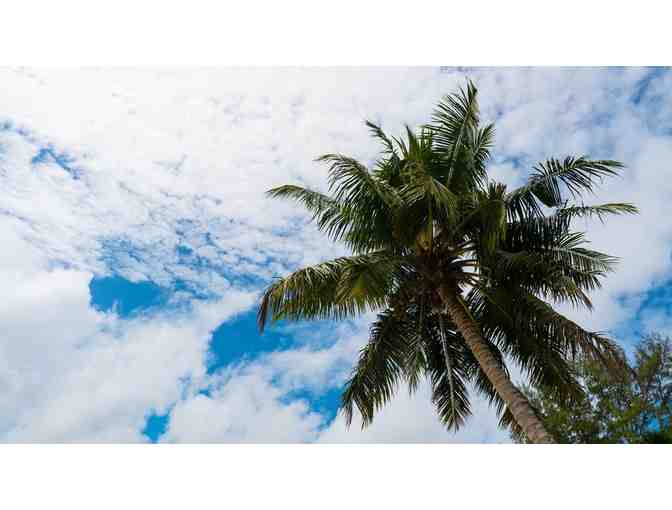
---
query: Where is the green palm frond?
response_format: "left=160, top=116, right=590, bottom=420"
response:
left=365, top=120, right=397, bottom=156
left=492, top=226, right=619, bottom=308
left=556, top=202, right=639, bottom=223
left=424, top=315, right=472, bottom=430
left=318, top=153, right=402, bottom=209
left=428, top=80, right=480, bottom=187
left=400, top=170, right=458, bottom=225
left=470, top=123, right=495, bottom=173
left=315, top=153, right=404, bottom=252
left=404, top=298, right=428, bottom=394
left=491, top=251, right=595, bottom=308
left=341, top=308, right=414, bottom=426
left=267, top=184, right=337, bottom=213
left=547, top=232, right=618, bottom=272
left=266, top=184, right=349, bottom=236
left=474, top=182, right=508, bottom=258
left=469, top=286, right=596, bottom=406
left=509, top=290, right=624, bottom=369
left=257, top=252, right=402, bottom=332
left=506, top=157, right=625, bottom=218
left=505, top=211, right=572, bottom=251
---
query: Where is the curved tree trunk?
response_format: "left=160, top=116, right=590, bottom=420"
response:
left=440, top=287, right=556, bottom=444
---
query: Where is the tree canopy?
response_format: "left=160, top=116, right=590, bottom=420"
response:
left=259, top=82, right=636, bottom=442
left=512, top=333, right=672, bottom=443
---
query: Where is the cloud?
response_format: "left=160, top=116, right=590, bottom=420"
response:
left=162, top=370, right=325, bottom=443
left=0, top=67, right=671, bottom=442
left=318, top=380, right=510, bottom=443
left=0, top=224, right=256, bottom=442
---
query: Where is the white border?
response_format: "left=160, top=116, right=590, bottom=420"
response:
left=1, top=444, right=667, bottom=508
left=0, top=1, right=669, bottom=65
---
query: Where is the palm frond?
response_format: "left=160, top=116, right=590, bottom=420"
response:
left=404, top=296, right=428, bottom=394
left=492, top=226, right=619, bottom=308
left=474, top=182, right=508, bottom=258
left=428, top=80, right=480, bottom=186
left=399, top=170, right=458, bottom=227
left=438, top=314, right=459, bottom=427
left=318, top=153, right=402, bottom=209
left=365, top=120, right=397, bottom=156
left=556, top=202, right=639, bottom=223
left=341, top=309, right=414, bottom=426
left=316, top=153, right=404, bottom=252
left=469, top=285, right=594, bottom=406
left=257, top=252, right=401, bottom=332
left=470, top=123, right=495, bottom=173
left=506, top=157, right=625, bottom=218
left=266, top=184, right=349, bottom=236
left=510, top=290, right=625, bottom=369
left=424, top=314, right=472, bottom=430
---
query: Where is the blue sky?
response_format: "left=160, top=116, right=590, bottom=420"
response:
left=0, top=67, right=671, bottom=442
left=88, top=274, right=346, bottom=441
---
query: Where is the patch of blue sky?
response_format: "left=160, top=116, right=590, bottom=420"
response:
left=281, top=386, right=344, bottom=427
left=206, top=310, right=292, bottom=373
left=206, top=310, right=346, bottom=373
left=193, top=314, right=347, bottom=441
left=89, top=275, right=168, bottom=318
left=142, top=411, right=170, bottom=442
left=629, top=280, right=672, bottom=328
left=634, top=280, right=672, bottom=312
left=610, top=278, right=672, bottom=359
left=95, top=211, right=311, bottom=303
left=98, top=238, right=159, bottom=280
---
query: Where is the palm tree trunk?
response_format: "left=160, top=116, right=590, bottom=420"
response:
left=439, top=287, right=556, bottom=444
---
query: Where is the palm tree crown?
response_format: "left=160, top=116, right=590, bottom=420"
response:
left=258, top=82, right=637, bottom=441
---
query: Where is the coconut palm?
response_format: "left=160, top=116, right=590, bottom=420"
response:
left=257, top=82, right=637, bottom=443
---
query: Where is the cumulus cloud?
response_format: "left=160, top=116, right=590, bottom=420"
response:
left=0, top=67, right=670, bottom=442
left=0, top=223, right=256, bottom=441
left=162, top=370, right=325, bottom=443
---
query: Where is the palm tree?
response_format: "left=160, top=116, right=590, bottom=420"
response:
left=257, top=82, right=637, bottom=443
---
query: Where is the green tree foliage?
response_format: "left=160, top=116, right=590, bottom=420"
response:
left=258, top=82, right=637, bottom=442
left=512, top=333, right=672, bottom=443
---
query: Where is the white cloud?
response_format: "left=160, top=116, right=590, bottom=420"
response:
left=162, top=370, right=324, bottom=443
left=0, top=224, right=256, bottom=442
left=318, top=380, right=510, bottom=443
left=2, top=282, right=256, bottom=442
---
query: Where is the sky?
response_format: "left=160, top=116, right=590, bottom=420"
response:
left=0, top=67, right=671, bottom=443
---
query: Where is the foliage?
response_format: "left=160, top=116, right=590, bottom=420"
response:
left=512, top=333, right=672, bottom=443
left=258, top=81, right=637, bottom=434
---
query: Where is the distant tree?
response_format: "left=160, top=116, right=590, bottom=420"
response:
left=512, top=333, right=672, bottom=443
